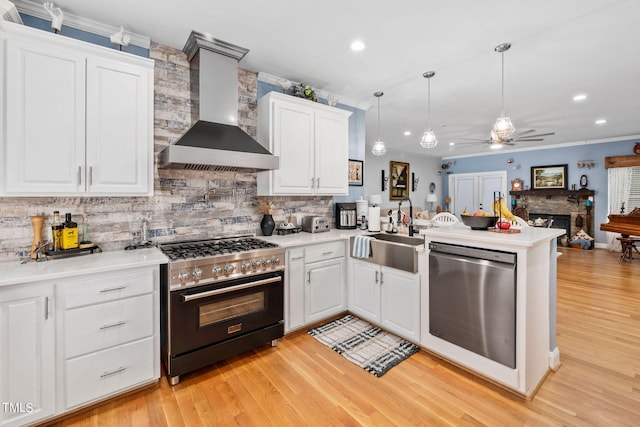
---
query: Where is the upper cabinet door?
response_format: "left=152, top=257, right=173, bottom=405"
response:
left=3, top=38, right=86, bottom=195
left=314, top=110, right=349, bottom=195
left=271, top=101, right=315, bottom=194
left=85, top=57, right=153, bottom=195
left=257, top=92, right=351, bottom=196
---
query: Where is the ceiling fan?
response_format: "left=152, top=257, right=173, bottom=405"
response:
left=459, top=129, right=556, bottom=148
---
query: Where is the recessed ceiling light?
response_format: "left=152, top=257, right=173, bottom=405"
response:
left=449, top=142, right=455, bottom=146
left=350, top=40, right=365, bottom=52
left=573, top=94, right=587, bottom=102
left=595, top=118, right=607, bottom=125
left=404, top=131, right=411, bottom=136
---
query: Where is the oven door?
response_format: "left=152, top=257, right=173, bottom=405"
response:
left=169, top=270, right=284, bottom=356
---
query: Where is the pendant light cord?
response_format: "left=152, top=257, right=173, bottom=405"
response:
left=377, top=96, right=381, bottom=139
left=427, top=78, right=431, bottom=129
left=501, top=50, right=505, bottom=112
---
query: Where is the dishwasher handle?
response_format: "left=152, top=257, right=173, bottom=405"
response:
left=429, top=242, right=516, bottom=265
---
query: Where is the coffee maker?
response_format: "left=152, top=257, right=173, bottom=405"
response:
left=335, top=203, right=357, bottom=229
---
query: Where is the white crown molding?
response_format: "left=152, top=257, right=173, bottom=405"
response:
left=13, top=0, right=150, bottom=49
left=442, top=134, right=640, bottom=160
left=258, top=72, right=370, bottom=111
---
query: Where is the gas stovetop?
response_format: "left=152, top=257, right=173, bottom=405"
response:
left=159, top=236, right=285, bottom=290
left=159, top=237, right=278, bottom=261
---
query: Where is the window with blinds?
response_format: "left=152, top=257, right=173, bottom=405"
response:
left=629, top=166, right=640, bottom=210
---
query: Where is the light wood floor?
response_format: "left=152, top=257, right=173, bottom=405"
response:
left=48, top=248, right=640, bottom=426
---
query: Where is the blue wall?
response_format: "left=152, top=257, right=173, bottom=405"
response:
left=442, top=139, right=638, bottom=243
left=257, top=81, right=366, bottom=203
left=20, top=13, right=149, bottom=57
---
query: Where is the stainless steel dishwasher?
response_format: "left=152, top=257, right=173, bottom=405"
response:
left=428, top=242, right=516, bottom=368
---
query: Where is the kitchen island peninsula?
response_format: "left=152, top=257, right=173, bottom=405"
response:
left=419, top=225, right=564, bottom=398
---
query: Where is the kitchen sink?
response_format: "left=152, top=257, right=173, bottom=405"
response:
left=349, top=233, right=424, bottom=273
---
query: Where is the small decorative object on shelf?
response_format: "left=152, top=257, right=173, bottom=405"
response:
left=634, top=143, right=640, bottom=155
left=292, top=83, right=318, bottom=102
left=511, top=178, right=523, bottom=191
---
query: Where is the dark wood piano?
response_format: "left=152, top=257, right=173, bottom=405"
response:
left=600, top=207, right=640, bottom=237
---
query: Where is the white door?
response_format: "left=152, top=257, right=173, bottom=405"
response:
left=85, top=57, right=153, bottom=195
left=380, top=267, right=420, bottom=343
left=271, top=101, right=315, bottom=194
left=0, top=284, right=55, bottom=427
left=285, top=248, right=306, bottom=332
left=305, top=258, right=345, bottom=324
left=348, top=260, right=380, bottom=323
left=4, top=39, right=85, bottom=195
left=314, top=110, right=349, bottom=195
left=449, top=171, right=507, bottom=216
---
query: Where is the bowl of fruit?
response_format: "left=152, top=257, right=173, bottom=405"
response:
left=460, top=209, right=498, bottom=230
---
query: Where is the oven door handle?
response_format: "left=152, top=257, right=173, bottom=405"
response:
left=181, top=276, right=282, bottom=302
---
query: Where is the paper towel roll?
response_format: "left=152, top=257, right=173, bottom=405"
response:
left=368, top=206, right=381, bottom=232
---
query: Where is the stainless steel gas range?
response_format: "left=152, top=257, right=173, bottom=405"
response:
left=159, top=236, right=285, bottom=385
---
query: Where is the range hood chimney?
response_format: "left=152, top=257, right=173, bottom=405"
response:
left=159, top=31, right=279, bottom=172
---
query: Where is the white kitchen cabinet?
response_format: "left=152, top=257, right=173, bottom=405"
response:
left=0, top=22, right=154, bottom=197
left=305, top=257, right=346, bottom=324
left=285, top=247, right=306, bottom=333
left=0, top=283, right=55, bottom=427
left=284, top=240, right=347, bottom=332
left=349, top=259, right=420, bottom=343
left=256, top=92, right=351, bottom=196
left=57, top=267, right=159, bottom=410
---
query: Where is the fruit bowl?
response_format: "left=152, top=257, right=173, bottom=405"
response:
left=460, top=215, right=499, bottom=230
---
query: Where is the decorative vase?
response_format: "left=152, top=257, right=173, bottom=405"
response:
left=260, top=214, right=275, bottom=236
left=30, top=215, right=45, bottom=259
left=560, top=235, right=569, bottom=247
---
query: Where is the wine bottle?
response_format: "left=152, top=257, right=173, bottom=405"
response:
left=61, top=213, right=79, bottom=249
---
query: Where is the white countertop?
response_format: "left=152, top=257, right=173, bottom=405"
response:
left=260, top=228, right=366, bottom=247
left=420, top=223, right=565, bottom=248
left=0, top=247, right=168, bottom=287
left=260, top=228, right=426, bottom=248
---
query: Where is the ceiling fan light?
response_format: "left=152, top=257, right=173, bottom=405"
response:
left=372, top=139, right=387, bottom=156
left=420, top=130, right=438, bottom=148
left=492, top=114, right=516, bottom=139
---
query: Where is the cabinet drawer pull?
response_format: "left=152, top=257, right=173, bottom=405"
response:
left=99, top=320, right=127, bottom=330
left=100, top=366, right=126, bottom=378
left=100, top=285, right=127, bottom=293
left=77, top=166, right=82, bottom=186
left=321, top=251, right=334, bottom=256
left=375, top=271, right=379, bottom=284
left=290, top=256, right=305, bottom=261
left=380, top=272, right=384, bottom=285
left=89, top=166, right=93, bottom=185
left=307, top=271, right=311, bottom=284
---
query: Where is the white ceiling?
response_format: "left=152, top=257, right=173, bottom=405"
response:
left=47, top=0, right=640, bottom=158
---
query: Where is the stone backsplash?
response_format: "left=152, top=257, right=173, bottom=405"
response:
left=0, top=42, right=332, bottom=260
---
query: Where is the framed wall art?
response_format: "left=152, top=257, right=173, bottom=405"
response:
left=348, top=159, right=363, bottom=186
left=531, top=164, right=568, bottom=190
left=389, top=160, right=410, bottom=200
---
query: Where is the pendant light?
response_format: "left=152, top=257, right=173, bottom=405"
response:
left=371, top=91, right=387, bottom=156
left=420, top=71, right=438, bottom=149
left=491, top=42, right=516, bottom=141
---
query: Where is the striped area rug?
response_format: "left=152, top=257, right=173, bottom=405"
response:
left=307, top=314, right=419, bottom=377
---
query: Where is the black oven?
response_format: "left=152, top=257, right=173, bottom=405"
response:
left=170, top=270, right=283, bottom=355
left=161, top=267, right=284, bottom=385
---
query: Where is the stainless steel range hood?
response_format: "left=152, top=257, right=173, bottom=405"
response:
left=159, top=31, right=278, bottom=172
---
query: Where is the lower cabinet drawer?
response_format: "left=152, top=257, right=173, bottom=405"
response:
left=62, top=268, right=154, bottom=309
left=64, top=294, right=153, bottom=358
left=305, top=241, right=346, bottom=263
left=65, top=337, right=155, bottom=409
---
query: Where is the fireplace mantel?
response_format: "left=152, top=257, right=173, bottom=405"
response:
left=510, top=189, right=594, bottom=199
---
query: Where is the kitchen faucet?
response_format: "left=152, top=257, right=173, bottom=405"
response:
left=398, top=197, right=414, bottom=237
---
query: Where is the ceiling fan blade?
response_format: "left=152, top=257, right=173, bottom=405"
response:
left=521, top=132, right=555, bottom=138
left=459, top=137, right=489, bottom=142
left=514, top=129, right=536, bottom=136
left=513, top=138, right=544, bottom=142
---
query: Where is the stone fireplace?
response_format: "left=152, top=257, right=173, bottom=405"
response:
left=510, top=189, right=594, bottom=240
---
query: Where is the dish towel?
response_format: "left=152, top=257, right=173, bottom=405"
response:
left=352, top=235, right=373, bottom=258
